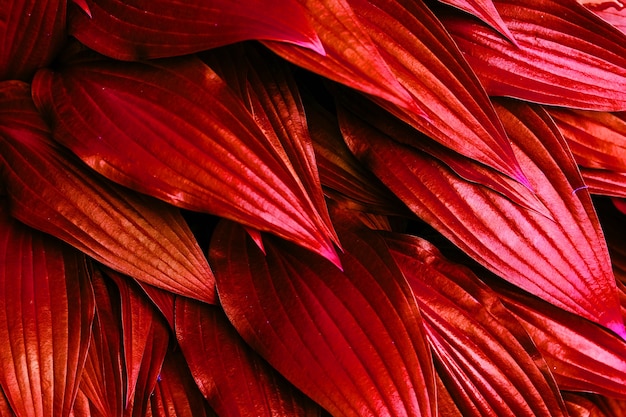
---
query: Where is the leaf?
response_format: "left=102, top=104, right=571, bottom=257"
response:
left=583, top=2, right=626, bottom=36
left=210, top=220, right=435, bottom=417
left=340, top=97, right=625, bottom=335
left=436, top=0, right=516, bottom=42
left=385, top=233, right=568, bottom=417
left=562, top=392, right=608, bottom=417
left=32, top=55, right=340, bottom=266
left=496, top=282, right=626, bottom=399
left=0, top=203, right=95, bottom=417
left=67, top=0, right=323, bottom=60
left=0, top=0, right=67, bottom=80
left=175, top=297, right=323, bottom=416
left=267, top=0, right=528, bottom=186
left=580, top=169, right=626, bottom=197
left=0, top=80, right=216, bottom=303
left=441, top=0, right=626, bottom=110
left=149, top=349, right=217, bottom=417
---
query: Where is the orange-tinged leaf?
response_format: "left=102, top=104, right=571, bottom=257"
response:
left=0, top=81, right=216, bottom=303
left=32, top=55, right=340, bottom=267
left=341, top=98, right=624, bottom=335
left=385, top=233, right=568, bottom=417
left=210, top=220, right=435, bottom=417
left=581, top=169, right=626, bottom=197
left=442, top=0, right=626, bottom=110
left=0, top=203, right=95, bottom=417
left=68, top=0, right=323, bottom=60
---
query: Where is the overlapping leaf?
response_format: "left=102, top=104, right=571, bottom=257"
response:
left=436, top=0, right=516, bottom=42
left=385, top=233, right=568, bottom=417
left=340, top=97, right=624, bottom=334
left=441, top=0, right=626, bottom=110
left=210, top=220, right=435, bottom=417
left=0, top=0, right=67, bottom=80
left=583, top=2, right=626, bottom=36
left=0, top=80, right=215, bottom=303
left=266, top=0, right=527, bottom=186
left=580, top=170, right=626, bottom=197
left=0, top=203, right=95, bottom=417
left=175, top=298, right=323, bottom=416
left=67, top=0, right=324, bottom=60
left=32, top=55, right=340, bottom=266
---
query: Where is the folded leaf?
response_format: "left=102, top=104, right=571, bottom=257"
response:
left=32, top=56, right=340, bottom=266
left=68, top=0, right=323, bottom=60
left=436, top=0, right=516, bottom=42
left=0, top=203, right=95, bottom=417
left=385, top=233, right=568, bottom=417
left=175, top=298, right=322, bottom=416
left=441, top=0, right=626, bottom=110
left=0, top=80, right=215, bottom=303
left=0, top=0, right=67, bottom=80
left=210, top=220, right=435, bottom=417
left=340, top=97, right=624, bottom=335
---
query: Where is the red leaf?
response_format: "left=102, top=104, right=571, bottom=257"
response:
left=134, top=282, right=176, bottom=332
left=563, top=393, right=608, bottom=417
left=67, top=0, right=323, bottom=60
left=266, top=0, right=528, bottom=186
left=106, top=270, right=169, bottom=416
left=584, top=2, right=626, bottom=36
left=175, top=298, right=322, bottom=416
left=436, top=0, right=516, bottom=42
left=441, top=0, right=626, bottom=110
left=496, top=283, right=626, bottom=399
left=385, top=233, right=568, bottom=417
left=341, top=97, right=625, bottom=334
left=0, top=203, right=95, bottom=417
left=580, top=169, right=626, bottom=197
left=0, top=80, right=216, bottom=303
left=0, top=387, right=16, bottom=417
left=32, top=55, right=340, bottom=267
left=0, top=0, right=67, bottom=80
left=149, top=349, right=217, bottom=417
left=210, top=220, right=435, bottom=417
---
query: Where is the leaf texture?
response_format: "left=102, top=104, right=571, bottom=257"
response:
left=0, top=0, right=67, bottom=80
left=0, top=203, right=95, bottom=417
left=442, top=0, right=626, bottom=110
left=210, top=220, right=435, bottom=417
left=0, top=81, right=216, bottom=303
left=385, top=233, right=568, bottom=417
left=68, top=0, right=324, bottom=60
left=340, top=97, right=624, bottom=334
left=436, top=0, right=516, bottom=42
left=175, top=298, right=323, bottom=416
left=32, top=56, right=340, bottom=266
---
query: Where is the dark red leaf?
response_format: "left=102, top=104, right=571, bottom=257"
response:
left=149, top=349, right=217, bottom=417
left=0, top=203, right=95, bottom=417
left=210, top=220, right=435, bottom=417
left=436, top=0, right=516, bottom=42
left=32, top=56, right=340, bottom=267
left=385, top=233, right=568, bottom=417
left=562, top=392, right=608, bottom=417
left=441, top=0, right=626, bottom=110
left=68, top=0, right=323, bottom=60
left=266, top=0, right=528, bottom=186
left=0, top=0, right=67, bottom=80
left=134, top=282, right=176, bottom=332
left=0, top=80, right=216, bottom=303
left=175, top=298, right=323, bottom=416
left=580, top=169, right=626, bottom=197
left=340, top=97, right=625, bottom=335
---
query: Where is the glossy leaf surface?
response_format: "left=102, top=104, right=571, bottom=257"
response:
left=211, top=220, right=435, bottom=417
left=0, top=81, right=215, bottom=303
left=436, top=0, right=515, bottom=41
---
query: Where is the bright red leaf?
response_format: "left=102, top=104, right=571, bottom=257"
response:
left=0, top=203, right=95, bottom=417
left=67, top=0, right=324, bottom=60
left=32, top=55, right=340, bottom=267
left=210, top=219, right=435, bottom=417
left=580, top=169, right=626, bottom=197
left=385, top=233, right=568, bottom=417
left=175, top=298, right=323, bottom=416
left=0, top=81, right=216, bottom=303
left=0, top=0, right=67, bottom=80
left=442, top=0, right=626, bottom=110
left=340, top=98, right=624, bottom=335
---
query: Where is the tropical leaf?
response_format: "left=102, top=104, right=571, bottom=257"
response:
left=32, top=55, right=341, bottom=266
left=175, top=297, right=323, bottom=416
left=0, top=203, right=95, bottom=417
left=441, top=0, right=626, bottom=110
left=340, top=97, right=624, bottom=335
left=436, top=0, right=516, bottom=42
left=0, top=80, right=216, bottom=303
left=68, top=0, right=324, bottom=60
left=210, top=219, right=435, bottom=417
